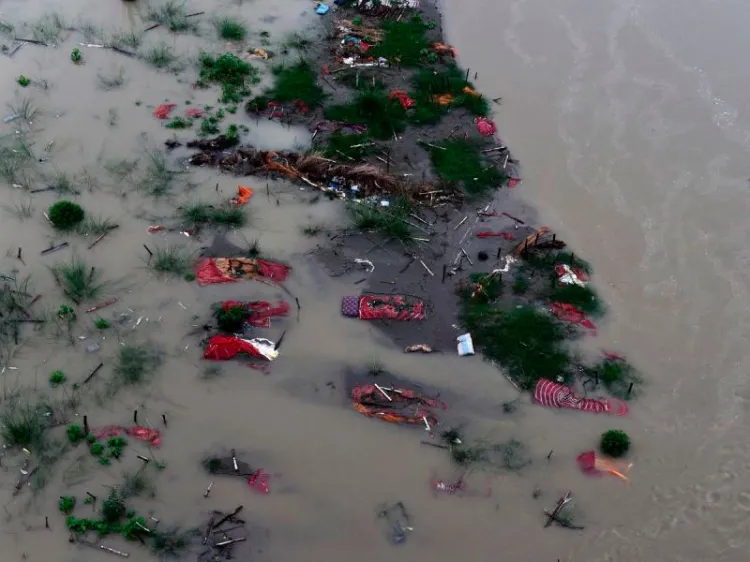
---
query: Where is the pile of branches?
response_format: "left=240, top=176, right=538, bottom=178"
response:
left=0, top=274, right=40, bottom=365
left=188, top=139, right=450, bottom=204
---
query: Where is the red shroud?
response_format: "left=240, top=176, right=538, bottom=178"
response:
left=195, top=258, right=291, bottom=286
left=94, top=425, right=162, bottom=447
left=358, top=295, right=425, bottom=321
left=154, top=103, right=176, bottom=119
left=351, top=384, right=446, bottom=426
left=389, top=90, right=416, bottom=110
left=534, top=379, right=629, bottom=416
left=476, top=231, right=515, bottom=240
left=247, top=469, right=270, bottom=494
left=203, top=335, right=267, bottom=360
left=220, top=300, right=290, bottom=328
left=185, top=107, right=204, bottom=118
left=551, top=302, right=596, bottom=331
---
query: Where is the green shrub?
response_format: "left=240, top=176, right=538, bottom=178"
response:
left=59, top=496, right=76, bottom=513
left=216, top=305, right=246, bottom=332
left=48, top=201, right=84, bottom=230
left=49, top=370, right=67, bottom=387
left=67, top=423, right=85, bottom=443
left=600, top=429, right=630, bottom=458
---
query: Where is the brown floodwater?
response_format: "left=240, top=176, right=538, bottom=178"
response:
left=0, top=0, right=746, bottom=560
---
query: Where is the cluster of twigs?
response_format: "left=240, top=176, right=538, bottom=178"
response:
left=187, top=141, right=450, bottom=204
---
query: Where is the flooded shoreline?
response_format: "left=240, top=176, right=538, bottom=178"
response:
left=0, top=0, right=747, bottom=561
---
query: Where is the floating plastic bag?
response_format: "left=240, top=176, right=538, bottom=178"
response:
left=457, top=333, right=474, bottom=356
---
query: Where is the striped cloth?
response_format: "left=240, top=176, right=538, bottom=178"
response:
left=534, top=379, right=628, bottom=416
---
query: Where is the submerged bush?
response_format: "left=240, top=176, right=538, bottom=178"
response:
left=600, top=429, right=630, bottom=458
left=49, top=201, right=84, bottom=230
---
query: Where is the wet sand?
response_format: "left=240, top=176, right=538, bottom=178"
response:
left=0, top=0, right=747, bottom=561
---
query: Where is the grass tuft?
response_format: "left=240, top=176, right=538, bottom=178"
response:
left=326, top=89, right=406, bottom=140
left=29, top=13, right=67, bottom=44
left=97, top=67, right=126, bottom=90
left=48, top=170, right=79, bottom=195
left=8, top=96, right=40, bottom=124
left=114, top=344, right=161, bottom=385
left=52, top=257, right=105, bottom=303
left=268, top=60, right=324, bottom=107
left=180, top=202, right=246, bottom=228
left=149, top=245, right=193, bottom=275
left=411, top=65, right=488, bottom=122
left=137, top=149, right=176, bottom=197
left=147, top=1, right=199, bottom=33
left=77, top=215, right=116, bottom=236
left=110, top=30, right=142, bottom=49
left=368, top=15, right=429, bottom=67
left=142, top=43, right=177, bottom=69
left=429, top=138, right=504, bottom=195
left=349, top=197, right=413, bottom=242
left=0, top=404, right=47, bottom=448
left=213, top=16, right=247, bottom=41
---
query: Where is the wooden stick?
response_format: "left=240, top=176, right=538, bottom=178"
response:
left=420, top=441, right=449, bottom=450
left=419, top=260, right=434, bottom=277
left=85, top=298, right=117, bottom=313
left=213, top=506, right=243, bottom=529
left=202, top=516, right=214, bottom=545
left=40, top=242, right=68, bottom=255
left=83, top=363, right=104, bottom=385
left=143, top=244, right=153, bottom=257
left=88, top=225, right=119, bottom=249
left=501, top=211, right=524, bottom=224
left=543, top=510, right=584, bottom=530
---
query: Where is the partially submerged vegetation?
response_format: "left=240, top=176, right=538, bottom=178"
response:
left=148, top=245, right=194, bottom=276
left=180, top=202, right=247, bottom=228
left=326, top=89, right=407, bottom=140
left=51, top=257, right=106, bottom=303
left=114, top=344, right=162, bottom=385
left=349, top=197, right=413, bottom=242
left=213, top=16, right=247, bottom=41
left=429, top=138, right=504, bottom=195
left=197, top=53, right=258, bottom=103
left=266, top=60, right=325, bottom=107
left=48, top=200, right=84, bottom=230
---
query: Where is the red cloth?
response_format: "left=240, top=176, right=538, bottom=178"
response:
left=247, top=469, right=270, bottom=494
left=195, top=258, right=291, bottom=285
left=203, top=335, right=266, bottom=360
left=576, top=451, right=600, bottom=476
left=358, top=295, right=425, bottom=321
left=534, top=379, right=629, bottom=416
left=220, top=300, right=290, bottom=328
left=475, top=117, right=497, bottom=136
left=477, top=231, right=515, bottom=240
left=154, top=103, right=176, bottom=119
left=507, top=178, right=520, bottom=188
left=551, top=302, right=596, bottom=331
left=94, top=425, right=162, bottom=447
left=389, top=90, right=416, bottom=110
left=185, top=107, right=204, bottom=118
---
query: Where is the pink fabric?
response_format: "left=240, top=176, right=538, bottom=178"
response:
left=534, top=379, right=629, bottom=416
left=475, top=117, right=497, bottom=136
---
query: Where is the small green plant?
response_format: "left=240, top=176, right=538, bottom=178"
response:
left=213, top=16, right=247, bottom=40
left=267, top=60, right=325, bottom=107
left=67, top=423, right=85, bottom=443
left=429, top=139, right=504, bottom=196
left=94, top=318, right=110, bottom=329
left=225, top=124, right=240, bottom=145
left=101, top=489, right=126, bottom=523
left=165, top=116, right=192, bottom=129
left=600, top=429, right=630, bottom=458
left=199, top=118, right=220, bottom=136
left=587, top=357, right=641, bottom=399
left=215, top=305, right=246, bottom=332
left=90, top=442, right=104, bottom=455
left=184, top=272, right=195, bottom=281
left=57, top=304, right=76, bottom=322
left=149, top=245, right=193, bottom=275
left=326, top=89, right=407, bottom=140
left=71, top=48, right=82, bottom=63
left=48, top=201, right=85, bottom=230
left=107, top=436, right=127, bottom=458
left=49, top=370, right=67, bottom=387
left=352, top=16, right=363, bottom=26
left=16, top=75, right=30, bottom=87
left=197, top=53, right=257, bottom=103
left=51, top=257, right=105, bottom=302
left=59, top=496, right=76, bottom=514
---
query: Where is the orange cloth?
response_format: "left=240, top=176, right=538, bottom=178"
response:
left=231, top=185, right=253, bottom=206
left=432, top=93, right=454, bottom=106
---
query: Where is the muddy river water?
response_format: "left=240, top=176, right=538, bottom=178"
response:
left=0, top=0, right=747, bottom=560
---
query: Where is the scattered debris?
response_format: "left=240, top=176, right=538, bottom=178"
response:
left=404, top=344, right=432, bottom=353
left=577, top=450, right=632, bottom=481
left=352, top=384, right=445, bottom=426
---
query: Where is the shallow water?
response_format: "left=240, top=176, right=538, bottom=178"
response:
left=0, top=0, right=747, bottom=561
